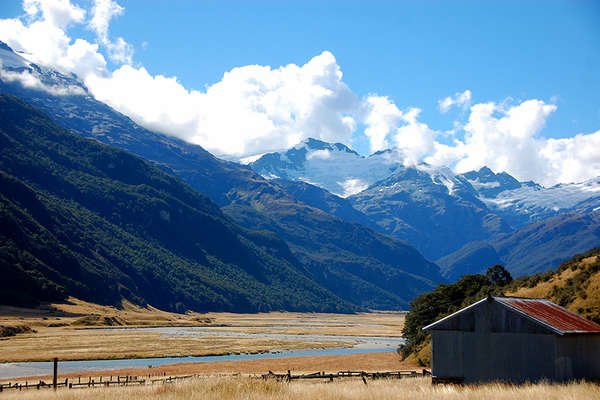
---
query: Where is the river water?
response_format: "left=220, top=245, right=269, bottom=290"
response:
left=0, top=326, right=405, bottom=380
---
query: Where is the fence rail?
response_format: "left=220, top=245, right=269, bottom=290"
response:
left=261, top=369, right=431, bottom=384
left=0, top=369, right=433, bottom=393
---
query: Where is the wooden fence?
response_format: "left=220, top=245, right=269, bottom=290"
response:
left=261, top=369, right=431, bottom=384
left=0, top=369, right=433, bottom=392
left=0, top=373, right=204, bottom=392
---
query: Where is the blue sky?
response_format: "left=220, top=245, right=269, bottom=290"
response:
left=0, top=0, right=599, bottom=185
left=112, top=0, right=600, bottom=140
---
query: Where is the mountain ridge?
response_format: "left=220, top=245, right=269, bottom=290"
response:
left=0, top=93, right=355, bottom=312
left=0, top=44, right=443, bottom=310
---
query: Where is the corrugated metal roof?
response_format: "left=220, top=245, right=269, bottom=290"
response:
left=495, top=297, right=600, bottom=334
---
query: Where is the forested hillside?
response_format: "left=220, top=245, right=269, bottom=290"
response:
left=0, top=94, right=353, bottom=312
left=0, top=44, right=443, bottom=310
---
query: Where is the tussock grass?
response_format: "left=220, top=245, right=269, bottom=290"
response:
left=1, top=376, right=599, bottom=400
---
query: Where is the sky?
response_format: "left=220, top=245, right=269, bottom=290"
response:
left=0, top=0, right=599, bottom=186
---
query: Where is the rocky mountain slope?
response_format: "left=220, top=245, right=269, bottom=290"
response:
left=438, top=213, right=600, bottom=279
left=0, top=43, right=443, bottom=310
left=251, top=138, right=600, bottom=266
left=460, top=167, right=600, bottom=228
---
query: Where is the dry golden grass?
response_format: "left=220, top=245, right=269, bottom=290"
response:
left=10, top=352, right=413, bottom=383
left=507, top=255, right=600, bottom=320
left=1, top=376, right=599, bottom=400
left=0, top=298, right=404, bottom=363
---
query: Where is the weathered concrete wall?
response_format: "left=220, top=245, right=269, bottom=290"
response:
left=431, top=331, right=556, bottom=383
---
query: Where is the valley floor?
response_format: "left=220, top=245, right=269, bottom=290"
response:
left=0, top=298, right=404, bottom=363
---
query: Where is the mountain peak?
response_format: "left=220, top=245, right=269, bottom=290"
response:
left=295, top=137, right=359, bottom=156
left=250, top=138, right=402, bottom=197
left=0, top=41, right=13, bottom=52
left=477, top=166, right=494, bottom=176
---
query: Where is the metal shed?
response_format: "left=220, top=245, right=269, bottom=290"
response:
left=423, top=296, right=600, bottom=383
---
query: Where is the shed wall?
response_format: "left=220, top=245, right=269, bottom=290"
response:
left=431, top=331, right=556, bottom=383
left=430, top=301, right=551, bottom=334
left=555, top=334, right=600, bottom=381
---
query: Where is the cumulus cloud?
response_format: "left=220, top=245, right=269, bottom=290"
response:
left=0, top=63, right=86, bottom=95
left=90, top=0, right=133, bottom=64
left=0, top=1, right=106, bottom=80
left=361, top=93, right=600, bottom=186
left=393, top=107, right=437, bottom=166
left=438, top=89, right=472, bottom=113
left=362, top=96, right=437, bottom=166
left=540, top=130, right=600, bottom=185
left=454, top=99, right=600, bottom=186
left=362, top=95, right=402, bottom=153
left=1, top=1, right=600, bottom=186
left=87, top=51, right=359, bottom=157
left=23, top=0, right=85, bottom=28
left=453, top=100, right=557, bottom=179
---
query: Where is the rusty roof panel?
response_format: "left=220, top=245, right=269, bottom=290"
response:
left=496, top=297, right=600, bottom=334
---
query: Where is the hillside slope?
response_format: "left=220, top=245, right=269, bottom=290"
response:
left=401, top=248, right=600, bottom=365
left=349, top=167, right=511, bottom=260
left=440, top=213, right=600, bottom=279
left=506, top=247, right=600, bottom=323
left=0, top=94, right=352, bottom=312
left=0, top=44, right=443, bottom=309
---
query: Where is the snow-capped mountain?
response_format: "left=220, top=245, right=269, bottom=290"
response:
left=250, top=138, right=404, bottom=197
left=0, top=42, right=444, bottom=310
left=348, top=166, right=512, bottom=260
left=460, top=167, right=600, bottom=228
left=0, top=42, right=88, bottom=97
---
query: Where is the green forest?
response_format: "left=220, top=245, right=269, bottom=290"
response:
left=0, top=94, right=354, bottom=313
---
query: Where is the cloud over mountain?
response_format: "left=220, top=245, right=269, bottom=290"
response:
left=1, top=0, right=599, bottom=186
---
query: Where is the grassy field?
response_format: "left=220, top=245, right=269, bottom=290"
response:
left=1, top=376, right=599, bottom=400
left=0, top=298, right=404, bottom=362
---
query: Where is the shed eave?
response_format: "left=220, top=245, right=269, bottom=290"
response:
left=422, top=298, right=488, bottom=331
left=495, top=300, right=566, bottom=335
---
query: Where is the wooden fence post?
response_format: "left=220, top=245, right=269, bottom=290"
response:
left=53, top=358, right=58, bottom=390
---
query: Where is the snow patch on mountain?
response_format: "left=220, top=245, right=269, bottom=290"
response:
left=250, top=138, right=404, bottom=197
left=0, top=41, right=87, bottom=97
left=486, top=178, right=600, bottom=211
left=461, top=166, right=600, bottom=226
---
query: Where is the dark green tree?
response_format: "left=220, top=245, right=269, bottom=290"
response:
left=486, top=264, right=513, bottom=286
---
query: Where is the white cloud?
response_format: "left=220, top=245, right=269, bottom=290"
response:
left=23, top=0, right=85, bottom=28
left=454, top=100, right=558, bottom=184
left=90, top=0, right=133, bottom=64
left=1, top=2, right=599, bottom=186
left=306, top=149, right=332, bottom=160
left=360, top=93, right=600, bottom=186
left=540, top=130, right=600, bottom=185
left=86, top=51, right=359, bottom=157
left=338, top=178, right=369, bottom=197
left=0, top=62, right=86, bottom=95
left=362, top=95, right=402, bottom=153
left=0, top=1, right=107, bottom=80
left=362, top=97, right=437, bottom=166
left=393, top=107, right=438, bottom=166
left=438, top=89, right=472, bottom=113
